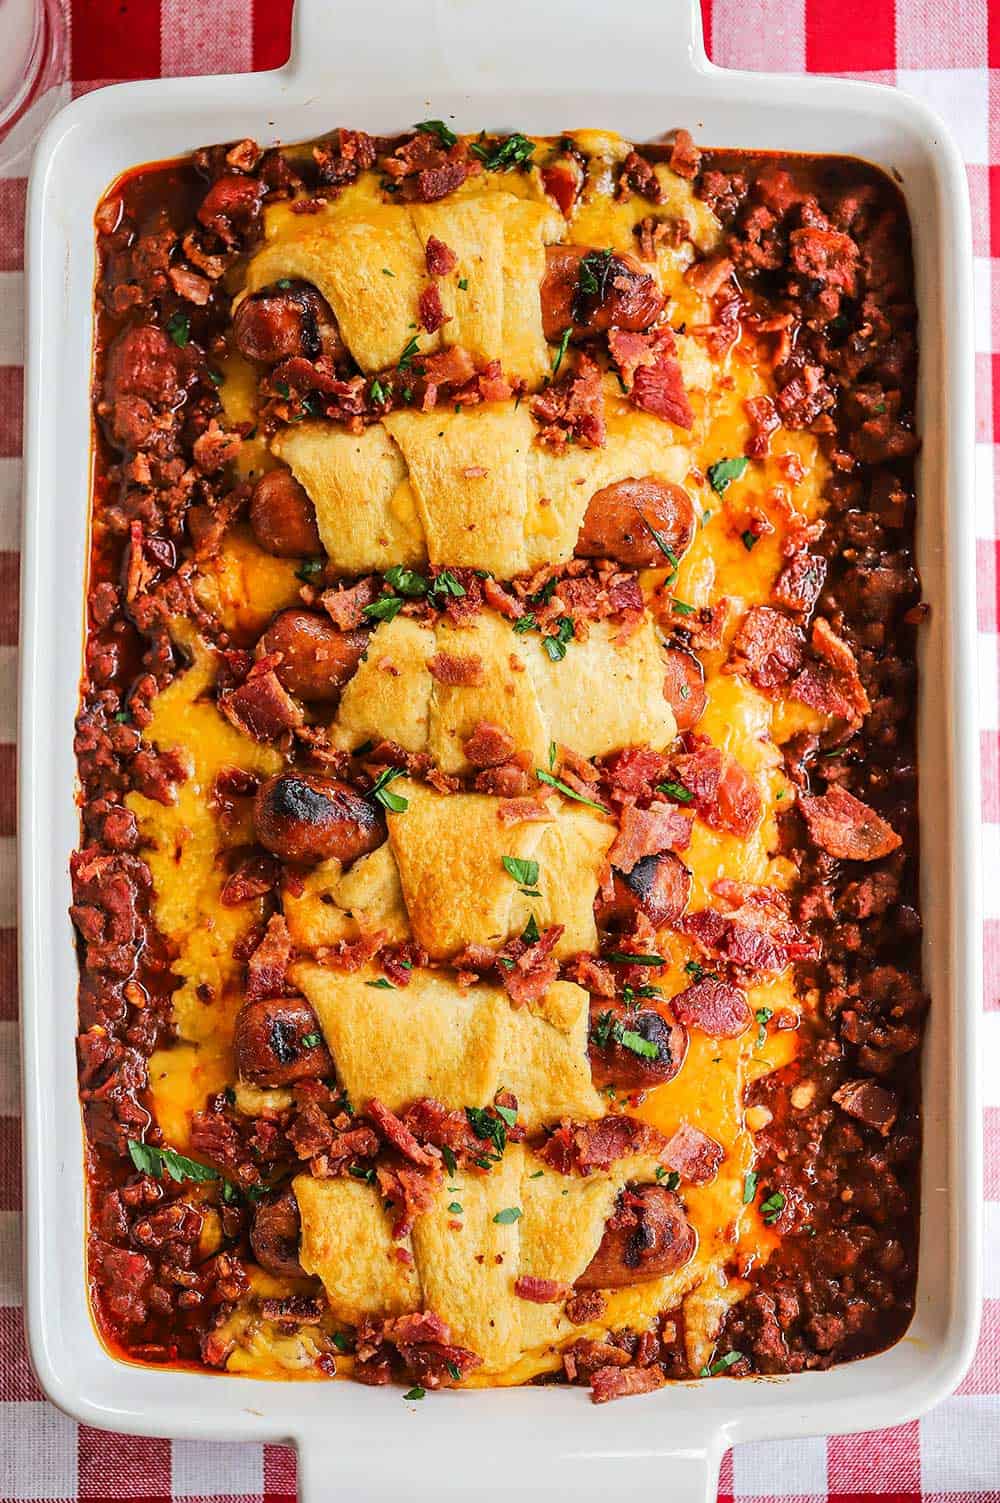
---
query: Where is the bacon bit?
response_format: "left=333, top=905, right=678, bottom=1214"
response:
left=367, top=1098, right=440, bottom=1167
left=727, top=605, right=805, bottom=691
left=607, top=326, right=692, bottom=430
left=245, top=915, right=292, bottom=1003
left=591, top=1363, right=668, bottom=1403
left=425, top=235, right=458, bottom=276
left=668, top=128, right=701, bottom=180
left=565, top=1290, right=607, bottom=1324
left=380, top=133, right=474, bottom=204
left=669, top=978, right=750, bottom=1039
left=608, top=801, right=693, bottom=874
left=419, top=283, right=448, bottom=334
left=744, top=394, right=781, bottom=458
left=715, top=758, right=763, bottom=839
left=317, top=931, right=385, bottom=973
left=799, top=785, right=901, bottom=862
left=685, top=253, right=734, bottom=297
left=427, top=651, right=484, bottom=687
left=682, top=883, right=816, bottom=976
left=617, top=151, right=665, bottom=204
left=634, top=214, right=690, bottom=260
left=379, top=1309, right=483, bottom=1388
left=219, top=665, right=304, bottom=744
left=192, top=418, right=242, bottom=474
left=539, top=1115, right=669, bottom=1176
left=313, top=129, right=377, bottom=187
left=497, top=797, right=554, bottom=825
left=124, top=521, right=157, bottom=603
left=601, top=746, right=673, bottom=801
left=474, top=762, right=531, bottom=797
left=220, top=853, right=279, bottom=907
left=562, top=953, right=617, bottom=998
left=661, top=1122, right=724, bottom=1185
left=530, top=352, right=606, bottom=451
left=503, top=925, right=564, bottom=1007
left=542, top=160, right=583, bottom=217
left=167, top=264, right=211, bottom=305
left=482, top=576, right=521, bottom=619
left=832, top=1077, right=899, bottom=1135
left=463, top=720, right=516, bottom=769
left=375, top=1158, right=441, bottom=1240
left=808, top=618, right=870, bottom=717
left=514, top=1276, right=570, bottom=1304
left=773, top=552, right=827, bottom=615
left=320, top=577, right=379, bottom=630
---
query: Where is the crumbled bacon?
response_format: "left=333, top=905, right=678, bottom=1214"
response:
left=608, top=801, right=693, bottom=873
left=313, top=129, right=377, bottom=187
left=668, top=128, right=701, bottom=180
left=502, top=924, right=564, bottom=1007
left=798, top=785, right=901, bottom=862
left=634, top=214, right=690, bottom=260
left=661, top=1122, right=724, bottom=1185
left=376, top=1157, right=441, bottom=1240
left=463, top=720, right=516, bottom=768
left=427, top=651, right=484, bottom=686
left=367, top=1098, right=440, bottom=1167
left=669, top=978, right=751, bottom=1038
left=425, top=235, right=457, bottom=276
left=601, top=746, right=672, bottom=801
left=682, top=883, right=817, bottom=976
left=321, top=577, right=378, bottom=629
left=474, top=762, right=532, bottom=797
left=418, top=283, right=448, bottom=333
left=192, top=419, right=241, bottom=474
left=727, top=605, right=805, bottom=691
left=219, top=664, right=304, bottom=743
left=514, top=1276, right=570, bottom=1304
left=538, top=1115, right=669, bottom=1176
left=607, top=326, right=692, bottom=429
left=744, top=394, right=781, bottom=458
left=220, top=852, right=279, bottom=907
left=380, top=133, right=474, bottom=203
left=497, top=797, right=553, bottom=825
left=773, top=552, right=827, bottom=616
left=685, top=253, right=734, bottom=298
left=617, top=151, right=665, bottom=204
left=530, top=352, right=606, bottom=450
left=245, top=914, right=292, bottom=1003
left=591, top=1363, right=667, bottom=1403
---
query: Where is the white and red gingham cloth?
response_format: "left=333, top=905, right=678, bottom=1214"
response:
left=0, top=0, right=995, bottom=1497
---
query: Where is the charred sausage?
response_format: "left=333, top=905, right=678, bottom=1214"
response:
left=662, top=646, right=707, bottom=732
left=588, top=1000, right=688, bottom=1091
left=234, top=995, right=332, bottom=1087
left=233, top=280, right=345, bottom=365
left=250, top=1188, right=305, bottom=1279
left=254, top=772, right=386, bottom=865
left=259, top=610, right=367, bottom=703
left=576, top=477, right=696, bottom=568
left=249, top=469, right=323, bottom=558
left=575, top=1185, right=696, bottom=1289
left=595, top=851, right=692, bottom=931
left=541, top=244, right=664, bottom=343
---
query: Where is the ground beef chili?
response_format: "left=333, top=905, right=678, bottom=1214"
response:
left=73, top=127, right=924, bottom=1390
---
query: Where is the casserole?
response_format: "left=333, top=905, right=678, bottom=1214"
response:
left=21, top=0, right=980, bottom=1495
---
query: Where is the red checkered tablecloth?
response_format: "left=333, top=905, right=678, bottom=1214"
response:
left=0, top=0, right=994, bottom=1497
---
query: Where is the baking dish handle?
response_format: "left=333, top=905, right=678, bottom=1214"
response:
left=285, top=0, right=709, bottom=88
left=296, top=1432, right=722, bottom=1502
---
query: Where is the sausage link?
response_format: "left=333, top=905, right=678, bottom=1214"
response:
left=254, top=772, right=386, bottom=865
left=234, top=995, right=332, bottom=1087
left=662, top=646, right=707, bottom=732
left=259, top=609, right=367, bottom=703
left=575, top=1186, right=696, bottom=1289
left=595, top=851, right=691, bottom=931
left=588, top=1000, right=688, bottom=1091
left=233, top=280, right=344, bottom=365
left=250, top=1188, right=305, bottom=1279
left=249, top=469, right=323, bottom=558
left=541, top=244, right=664, bottom=343
left=577, top=476, right=696, bottom=568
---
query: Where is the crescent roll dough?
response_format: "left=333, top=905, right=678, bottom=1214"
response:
left=331, top=609, right=676, bottom=770
left=290, top=962, right=603, bottom=1133
left=292, top=1146, right=680, bottom=1372
left=242, top=193, right=562, bottom=382
left=271, top=400, right=692, bottom=578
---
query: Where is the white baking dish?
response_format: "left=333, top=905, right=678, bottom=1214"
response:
left=19, top=1, right=981, bottom=1497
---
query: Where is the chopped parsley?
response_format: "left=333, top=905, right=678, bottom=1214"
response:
left=655, top=1167, right=681, bottom=1190
left=381, top=267, right=395, bottom=277
left=465, top=1105, right=509, bottom=1162
left=295, top=556, right=325, bottom=584
left=605, top=952, right=666, bottom=966
left=521, top=913, right=541, bottom=944
left=332, top=1331, right=351, bottom=1352
left=127, top=1141, right=217, bottom=1184
left=384, top=564, right=429, bottom=597
left=493, top=1206, right=523, bottom=1224
left=165, top=311, right=190, bottom=348
left=754, top=1006, right=773, bottom=1049
left=671, top=599, right=696, bottom=616
left=429, top=569, right=466, bottom=600
left=441, top=1145, right=458, bottom=1176
left=541, top=616, right=574, bottom=662
left=502, top=855, right=539, bottom=887
left=397, top=335, right=421, bottom=368
left=368, top=765, right=409, bottom=813
left=448, top=1201, right=463, bottom=1214
left=447, top=1362, right=462, bottom=1381
left=365, top=978, right=396, bottom=990
left=590, top=1011, right=660, bottom=1060
left=619, top=1028, right=659, bottom=1059
left=575, top=247, right=615, bottom=305
left=494, top=1102, right=518, bottom=1128
left=529, top=1169, right=544, bottom=1179
left=513, top=613, right=537, bottom=634
left=362, top=593, right=405, bottom=623
left=760, top=1190, right=785, bottom=1225
left=208, top=368, right=224, bottom=386
left=742, top=1170, right=758, bottom=1205
left=707, top=456, right=748, bottom=495
left=349, top=1165, right=377, bottom=1183
left=113, top=710, right=131, bottom=724
left=369, top=377, right=388, bottom=404
left=403, top=1386, right=426, bottom=1401
left=551, top=327, right=572, bottom=378
left=458, top=277, right=469, bottom=290
left=699, top=1350, right=745, bottom=1377
left=300, top=1032, right=322, bottom=1048
left=471, top=132, right=535, bottom=172
left=741, top=530, right=759, bottom=552
left=657, top=780, right=693, bottom=804
left=638, top=516, right=679, bottom=574
left=414, top=119, right=457, bottom=147
left=535, top=768, right=609, bottom=814
left=548, top=741, right=557, bottom=769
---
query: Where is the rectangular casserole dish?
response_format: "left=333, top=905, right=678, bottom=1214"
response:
left=20, top=1, right=981, bottom=1498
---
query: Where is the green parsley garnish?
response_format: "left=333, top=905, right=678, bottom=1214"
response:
left=113, top=710, right=131, bottom=724
left=754, top=1006, right=773, bottom=1049
left=370, top=377, right=388, bottom=404
left=471, top=132, right=535, bottom=171
left=465, top=1106, right=509, bottom=1162
left=657, top=780, right=693, bottom=804
left=551, top=327, right=572, bottom=378
left=618, top=1028, right=659, bottom=1059
left=741, top=530, right=759, bottom=552
left=742, top=1170, right=758, bottom=1205
left=403, top=1386, right=426, bottom=1401
left=429, top=569, right=466, bottom=599
left=521, top=913, right=541, bottom=945
left=384, top=564, right=429, bottom=597
left=535, top=768, right=609, bottom=814
left=671, top=599, right=696, bottom=616
left=494, top=1102, right=518, bottom=1128
left=638, top=515, right=680, bottom=573
left=447, top=1362, right=462, bottom=1381
left=457, top=277, right=469, bottom=291
left=760, top=1190, right=785, bottom=1225
left=362, top=593, right=405, bottom=622
left=605, top=952, right=666, bottom=966
left=208, top=368, right=224, bottom=386
left=441, top=1145, right=458, bottom=1176
left=127, top=1141, right=217, bottom=1184
left=548, top=741, right=557, bottom=769
left=398, top=335, right=421, bottom=368
left=300, top=1032, right=322, bottom=1048
left=529, top=1169, right=544, bottom=1179
left=165, top=311, right=190, bottom=348
left=699, top=1350, right=745, bottom=1377
left=381, top=267, right=395, bottom=277
left=707, top=456, right=749, bottom=495
left=349, top=1165, right=377, bottom=1183
left=513, top=613, right=537, bottom=634
left=448, top=1201, right=463, bottom=1214
left=414, top=119, right=457, bottom=148
left=365, top=978, right=396, bottom=990
left=502, top=855, right=539, bottom=887
left=332, top=1332, right=351, bottom=1352
left=541, top=617, right=574, bottom=662
left=576, top=247, right=614, bottom=300
left=368, top=766, right=409, bottom=813
left=655, top=1167, right=681, bottom=1190
left=295, top=556, right=325, bottom=584
left=493, top=1206, right=523, bottom=1224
